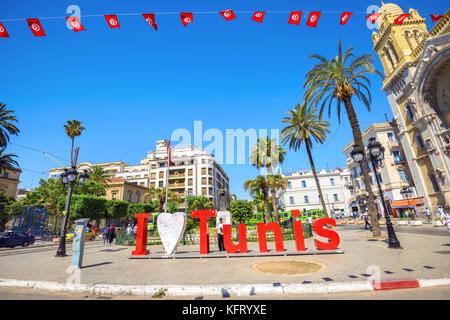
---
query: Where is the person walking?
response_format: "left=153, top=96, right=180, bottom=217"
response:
left=126, top=224, right=132, bottom=235
left=217, top=218, right=225, bottom=252
left=308, top=214, right=313, bottom=233
left=93, top=227, right=98, bottom=238
left=103, top=225, right=109, bottom=245
left=108, top=224, right=115, bottom=244
left=439, top=206, right=450, bottom=233
left=363, top=212, right=372, bottom=231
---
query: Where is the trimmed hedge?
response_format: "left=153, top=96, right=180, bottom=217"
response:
left=127, top=202, right=158, bottom=220
left=106, top=200, right=129, bottom=219
left=57, top=194, right=107, bottom=221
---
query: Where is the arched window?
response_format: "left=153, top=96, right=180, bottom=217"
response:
left=405, top=103, right=415, bottom=121
left=429, top=174, right=440, bottom=193
left=415, top=134, right=425, bottom=150
left=387, top=41, right=399, bottom=64
left=383, top=47, right=395, bottom=71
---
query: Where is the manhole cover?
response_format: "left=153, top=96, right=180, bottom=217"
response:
left=251, top=260, right=326, bottom=275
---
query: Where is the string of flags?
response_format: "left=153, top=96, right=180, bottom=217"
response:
left=0, top=10, right=446, bottom=37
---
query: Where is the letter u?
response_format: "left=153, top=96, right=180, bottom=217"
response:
left=223, top=224, right=248, bottom=253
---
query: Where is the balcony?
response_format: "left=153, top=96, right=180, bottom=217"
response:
left=169, top=182, right=185, bottom=189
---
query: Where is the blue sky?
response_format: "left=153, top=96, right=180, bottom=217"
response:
left=0, top=0, right=447, bottom=199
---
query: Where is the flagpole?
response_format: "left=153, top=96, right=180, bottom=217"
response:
left=165, top=140, right=170, bottom=213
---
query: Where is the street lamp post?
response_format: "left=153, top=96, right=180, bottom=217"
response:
left=350, top=137, right=401, bottom=249
left=56, top=148, right=90, bottom=257
left=400, top=186, right=413, bottom=217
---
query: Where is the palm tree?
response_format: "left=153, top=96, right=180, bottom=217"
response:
left=252, top=191, right=272, bottom=214
left=0, top=149, right=19, bottom=173
left=0, top=103, right=20, bottom=148
left=146, top=187, right=181, bottom=213
left=190, top=195, right=215, bottom=211
left=64, top=120, right=85, bottom=166
left=88, top=166, right=112, bottom=189
left=266, top=174, right=289, bottom=221
left=244, top=175, right=270, bottom=223
left=249, top=137, right=286, bottom=222
left=281, top=102, right=331, bottom=217
left=303, top=40, right=383, bottom=236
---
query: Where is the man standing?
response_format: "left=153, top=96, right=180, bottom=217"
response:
left=308, top=214, right=313, bottom=232
left=364, top=212, right=372, bottom=231
left=217, top=218, right=225, bottom=252
left=425, top=207, right=431, bottom=222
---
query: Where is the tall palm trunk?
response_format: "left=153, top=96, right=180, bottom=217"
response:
left=266, top=165, right=280, bottom=223
left=305, top=142, right=329, bottom=217
left=70, top=138, right=74, bottom=166
left=262, top=187, right=270, bottom=224
left=343, top=97, right=381, bottom=236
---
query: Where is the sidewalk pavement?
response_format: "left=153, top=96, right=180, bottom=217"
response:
left=0, top=225, right=449, bottom=297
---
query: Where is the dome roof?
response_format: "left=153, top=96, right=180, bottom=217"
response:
left=378, top=2, right=404, bottom=16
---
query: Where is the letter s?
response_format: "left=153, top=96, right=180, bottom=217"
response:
left=312, top=218, right=340, bottom=250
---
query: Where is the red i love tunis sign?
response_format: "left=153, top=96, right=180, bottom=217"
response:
left=131, top=209, right=341, bottom=256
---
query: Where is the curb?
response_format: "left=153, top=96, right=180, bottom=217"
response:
left=0, top=278, right=449, bottom=297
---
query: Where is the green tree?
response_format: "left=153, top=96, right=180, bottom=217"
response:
left=250, top=137, right=286, bottom=221
left=251, top=191, right=272, bottom=214
left=230, top=200, right=253, bottom=224
left=189, top=195, right=215, bottom=211
left=87, top=166, right=112, bottom=189
left=244, top=176, right=270, bottom=223
left=0, top=190, right=16, bottom=231
left=146, top=187, right=181, bottom=213
left=167, top=201, right=179, bottom=214
left=266, top=174, right=289, bottom=221
left=281, top=102, right=331, bottom=217
left=303, top=40, right=383, bottom=235
left=64, top=120, right=85, bottom=166
left=0, top=103, right=20, bottom=148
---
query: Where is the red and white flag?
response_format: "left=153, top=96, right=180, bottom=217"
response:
left=220, top=10, right=236, bottom=21
left=340, top=12, right=353, bottom=25
left=181, top=13, right=193, bottom=27
left=27, top=19, right=46, bottom=36
left=252, top=11, right=265, bottom=23
left=167, top=141, right=174, bottom=167
left=394, top=13, right=410, bottom=25
left=143, top=13, right=157, bottom=30
left=288, top=11, right=302, bottom=25
left=366, top=13, right=382, bottom=24
left=430, top=14, right=444, bottom=23
left=105, top=15, right=120, bottom=29
left=306, top=12, right=321, bottom=27
left=66, top=16, right=85, bottom=32
left=0, top=22, right=9, bottom=38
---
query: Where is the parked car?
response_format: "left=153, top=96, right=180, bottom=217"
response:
left=65, top=229, right=96, bottom=241
left=0, top=231, right=35, bottom=248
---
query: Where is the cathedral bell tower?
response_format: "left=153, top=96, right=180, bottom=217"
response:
left=371, top=2, right=428, bottom=81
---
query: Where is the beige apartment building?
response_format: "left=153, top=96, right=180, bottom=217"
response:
left=0, top=169, right=21, bottom=198
left=343, top=123, right=421, bottom=217
left=48, top=140, right=230, bottom=209
left=370, top=3, right=449, bottom=213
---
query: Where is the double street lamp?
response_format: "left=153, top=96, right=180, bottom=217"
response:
left=350, top=137, right=401, bottom=249
left=56, top=147, right=90, bottom=257
left=400, top=186, right=414, bottom=216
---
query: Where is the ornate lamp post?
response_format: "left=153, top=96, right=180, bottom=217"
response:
left=351, top=138, right=401, bottom=249
left=56, top=147, right=90, bottom=257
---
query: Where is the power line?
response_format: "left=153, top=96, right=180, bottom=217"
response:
left=10, top=143, right=70, bottom=164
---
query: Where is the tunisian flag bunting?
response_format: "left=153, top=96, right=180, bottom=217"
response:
left=220, top=10, right=236, bottom=21
left=366, top=13, right=382, bottom=24
left=105, top=15, right=120, bottom=28
left=66, top=16, right=85, bottom=32
left=0, top=22, right=9, bottom=38
left=288, top=11, right=302, bottom=25
left=430, top=14, right=444, bottom=22
left=340, top=12, right=353, bottom=25
left=394, top=13, right=410, bottom=25
left=181, top=13, right=193, bottom=27
left=252, top=11, right=266, bottom=23
left=27, top=19, right=46, bottom=36
left=306, top=12, right=321, bottom=27
left=143, top=14, right=157, bottom=30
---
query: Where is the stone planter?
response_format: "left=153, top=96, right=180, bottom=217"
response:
left=347, top=220, right=355, bottom=224
left=52, top=238, right=60, bottom=243
left=357, top=220, right=364, bottom=225
left=432, top=220, right=444, bottom=227
left=340, top=220, right=347, bottom=224
left=409, top=220, right=423, bottom=226
left=379, top=221, right=386, bottom=225
left=397, top=220, right=408, bottom=226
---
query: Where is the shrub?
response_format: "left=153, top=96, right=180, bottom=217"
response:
left=115, top=231, right=136, bottom=246
left=106, top=200, right=129, bottom=219
left=57, top=194, right=107, bottom=221
left=127, top=202, right=158, bottom=220
left=230, top=200, right=253, bottom=224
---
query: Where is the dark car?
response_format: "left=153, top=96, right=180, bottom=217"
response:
left=0, top=231, right=35, bottom=248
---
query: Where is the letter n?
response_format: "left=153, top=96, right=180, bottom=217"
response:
left=257, top=222, right=284, bottom=253
left=223, top=224, right=247, bottom=253
left=131, top=213, right=151, bottom=256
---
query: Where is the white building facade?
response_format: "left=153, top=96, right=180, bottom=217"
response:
left=279, top=168, right=353, bottom=217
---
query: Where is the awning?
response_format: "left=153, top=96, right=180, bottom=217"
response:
left=391, top=199, right=420, bottom=209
